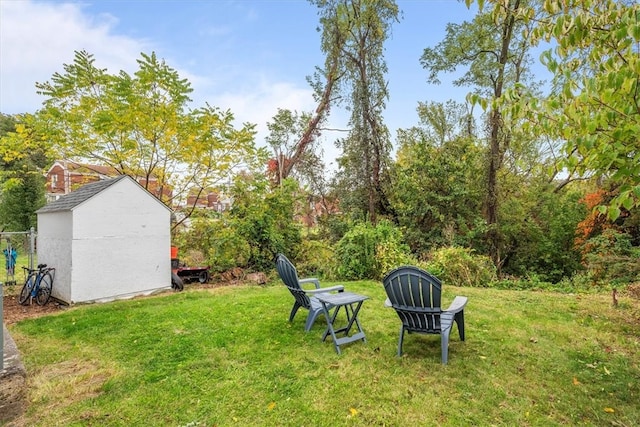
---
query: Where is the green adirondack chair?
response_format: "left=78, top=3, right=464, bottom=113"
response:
left=275, top=253, right=344, bottom=332
left=382, top=266, right=467, bottom=364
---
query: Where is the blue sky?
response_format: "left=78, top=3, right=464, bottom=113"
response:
left=1, top=0, right=478, bottom=168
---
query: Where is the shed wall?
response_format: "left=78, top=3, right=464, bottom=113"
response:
left=69, top=179, right=171, bottom=302
left=37, top=177, right=171, bottom=304
left=36, top=211, right=73, bottom=303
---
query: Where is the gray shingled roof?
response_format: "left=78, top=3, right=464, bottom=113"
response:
left=37, top=175, right=128, bottom=213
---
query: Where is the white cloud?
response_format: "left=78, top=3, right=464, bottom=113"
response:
left=208, top=78, right=314, bottom=141
left=0, top=0, right=147, bottom=113
left=0, top=0, right=335, bottom=164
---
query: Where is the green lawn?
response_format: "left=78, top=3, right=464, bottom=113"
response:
left=7, top=281, right=640, bottom=426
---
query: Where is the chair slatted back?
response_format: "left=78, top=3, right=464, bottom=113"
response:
left=275, top=254, right=311, bottom=310
left=383, top=266, right=444, bottom=334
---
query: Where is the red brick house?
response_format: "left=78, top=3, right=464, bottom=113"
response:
left=45, top=160, right=172, bottom=203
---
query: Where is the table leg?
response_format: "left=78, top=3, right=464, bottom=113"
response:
left=320, top=301, right=367, bottom=354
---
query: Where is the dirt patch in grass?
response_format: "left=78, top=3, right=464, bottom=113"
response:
left=8, top=359, right=115, bottom=427
left=2, top=288, right=68, bottom=325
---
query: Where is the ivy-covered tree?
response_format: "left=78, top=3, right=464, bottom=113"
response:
left=313, top=0, right=399, bottom=223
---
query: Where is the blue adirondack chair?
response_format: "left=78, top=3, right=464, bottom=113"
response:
left=275, top=254, right=344, bottom=332
left=382, top=266, right=467, bottom=364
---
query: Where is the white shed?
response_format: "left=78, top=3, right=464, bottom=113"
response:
left=36, top=175, right=172, bottom=304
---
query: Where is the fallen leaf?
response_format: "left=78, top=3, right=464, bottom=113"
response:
left=529, top=337, right=538, bottom=343
left=573, top=377, right=581, bottom=385
left=349, top=407, right=359, bottom=417
left=267, top=402, right=276, bottom=411
left=604, top=407, right=615, bottom=413
left=604, top=366, right=611, bottom=375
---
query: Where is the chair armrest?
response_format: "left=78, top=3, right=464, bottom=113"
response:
left=298, top=278, right=321, bottom=289
left=306, top=285, right=344, bottom=294
left=443, top=296, right=467, bottom=314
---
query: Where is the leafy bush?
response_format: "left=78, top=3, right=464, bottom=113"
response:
left=335, top=220, right=413, bottom=280
left=500, top=189, right=586, bottom=283
left=580, top=229, right=640, bottom=285
left=294, top=238, right=337, bottom=279
left=229, top=176, right=302, bottom=271
left=205, top=220, right=252, bottom=273
left=422, top=246, right=496, bottom=287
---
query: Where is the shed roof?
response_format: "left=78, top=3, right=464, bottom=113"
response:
left=37, top=175, right=129, bottom=213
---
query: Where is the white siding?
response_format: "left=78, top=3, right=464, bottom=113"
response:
left=36, top=211, right=73, bottom=303
left=37, top=176, right=172, bottom=304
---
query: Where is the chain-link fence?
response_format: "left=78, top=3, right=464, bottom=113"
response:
left=1, top=228, right=36, bottom=286
left=1, top=228, right=36, bottom=370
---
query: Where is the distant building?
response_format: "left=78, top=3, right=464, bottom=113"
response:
left=45, top=160, right=172, bottom=203
left=185, top=188, right=233, bottom=212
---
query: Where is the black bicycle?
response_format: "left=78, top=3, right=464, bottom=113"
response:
left=19, top=264, right=56, bottom=306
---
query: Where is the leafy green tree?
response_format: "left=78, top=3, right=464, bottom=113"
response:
left=390, top=101, right=485, bottom=255
left=421, top=1, right=540, bottom=268
left=0, top=114, right=51, bottom=231
left=470, top=0, right=639, bottom=219
left=229, top=175, right=303, bottom=271
left=33, top=50, right=265, bottom=225
left=0, top=113, right=16, bottom=135
left=176, top=175, right=303, bottom=273
left=313, top=0, right=400, bottom=223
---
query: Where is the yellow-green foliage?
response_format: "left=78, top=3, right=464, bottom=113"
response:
left=294, top=239, right=337, bottom=279
left=422, top=246, right=496, bottom=287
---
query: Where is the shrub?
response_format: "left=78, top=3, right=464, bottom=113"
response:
left=335, top=220, right=413, bottom=280
left=206, top=221, right=251, bottom=273
left=580, top=229, right=640, bottom=285
left=422, top=246, right=496, bottom=288
left=294, top=239, right=337, bottom=279
left=229, top=176, right=302, bottom=271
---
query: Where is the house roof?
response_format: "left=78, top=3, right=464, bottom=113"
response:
left=47, top=160, right=118, bottom=177
left=37, top=175, right=129, bottom=213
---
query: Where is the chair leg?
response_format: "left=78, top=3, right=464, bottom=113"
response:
left=304, top=309, right=320, bottom=332
left=454, top=311, right=465, bottom=341
left=397, top=325, right=405, bottom=356
left=289, top=302, right=301, bottom=322
left=441, top=326, right=452, bottom=364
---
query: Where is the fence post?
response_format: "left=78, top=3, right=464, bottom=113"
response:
left=29, top=227, right=36, bottom=270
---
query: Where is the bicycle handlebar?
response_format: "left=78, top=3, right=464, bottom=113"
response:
left=22, top=264, right=51, bottom=273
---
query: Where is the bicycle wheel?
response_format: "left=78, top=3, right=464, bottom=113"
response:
left=35, top=271, right=54, bottom=306
left=19, top=274, right=36, bottom=305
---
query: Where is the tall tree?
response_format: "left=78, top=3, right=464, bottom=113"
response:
left=467, top=0, right=639, bottom=217
left=390, top=101, right=485, bottom=254
left=421, top=1, right=537, bottom=268
left=313, top=0, right=399, bottom=223
left=0, top=114, right=51, bottom=230
left=532, top=0, right=640, bottom=219
left=34, top=50, right=266, bottom=226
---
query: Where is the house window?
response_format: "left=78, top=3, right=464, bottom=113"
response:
left=51, top=175, right=58, bottom=188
